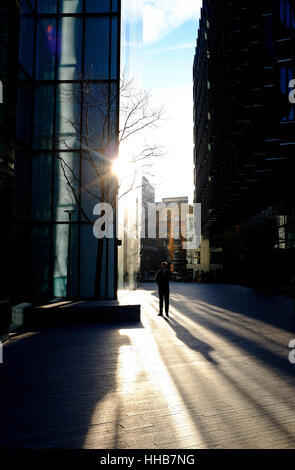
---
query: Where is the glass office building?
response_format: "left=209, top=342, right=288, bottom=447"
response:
left=12, top=0, right=142, bottom=300
left=193, top=0, right=295, bottom=286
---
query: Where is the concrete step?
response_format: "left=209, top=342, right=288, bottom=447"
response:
left=22, top=300, right=141, bottom=325
left=0, top=299, right=11, bottom=342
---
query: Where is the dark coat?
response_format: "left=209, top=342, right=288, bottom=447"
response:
left=155, top=269, right=171, bottom=292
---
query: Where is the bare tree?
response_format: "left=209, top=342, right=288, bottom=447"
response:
left=53, top=73, right=165, bottom=298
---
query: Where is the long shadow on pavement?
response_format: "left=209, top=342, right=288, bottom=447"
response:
left=164, top=316, right=218, bottom=365
left=166, top=294, right=295, bottom=380
left=0, top=322, right=143, bottom=449
left=171, top=283, right=295, bottom=333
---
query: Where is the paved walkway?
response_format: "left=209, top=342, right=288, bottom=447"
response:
left=1, top=283, right=295, bottom=449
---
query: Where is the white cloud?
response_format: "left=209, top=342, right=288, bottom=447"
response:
left=143, top=0, right=202, bottom=45
left=144, top=42, right=196, bottom=56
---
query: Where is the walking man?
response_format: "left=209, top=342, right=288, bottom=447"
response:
left=155, top=262, right=171, bottom=317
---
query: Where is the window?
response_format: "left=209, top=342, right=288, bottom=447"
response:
left=37, top=0, right=57, bottom=13
left=20, top=0, right=34, bottom=14
left=280, top=67, right=295, bottom=121
left=13, top=151, right=30, bottom=219
left=31, top=153, right=52, bottom=221
left=53, top=152, right=79, bottom=222
left=262, top=14, right=274, bottom=65
left=82, top=82, right=110, bottom=150
left=59, top=0, right=82, bottom=13
left=30, top=224, right=51, bottom=297
left=33, top=85, right=55, bottom=148
left=85, top=0, right=110, bottom=12
left=36, top=18, right=57, bottom=80
left=111, top=17, right=118, bottom=79
left=53, top=224, right=78, bottom=297
left=280, top=0, right=295, bottom=28
left=16, top=83, right=33, bottom=146
left=19, top=16, right=34, bottom=76
left=56, top=83, right=81, bottom=149
left=57, top=17, right=83, bottom=80
left=81, top=144, right=105, bottom=221
left=112, top=0, right=118, bottom=12
left=109, top=82, right=118, bottom=143
left=79, top=225, right=99, bottom=298
left=84, top=17, right=110, bottom=78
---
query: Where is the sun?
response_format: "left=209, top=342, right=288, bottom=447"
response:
left=112, top=157, right=135, bottom=182
left=112, top=158, right=124, bottom=177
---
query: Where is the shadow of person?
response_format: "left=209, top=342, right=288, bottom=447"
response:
left=164, top=316, right=219, bottom=365
left=0, top=322, right=135, bottom=449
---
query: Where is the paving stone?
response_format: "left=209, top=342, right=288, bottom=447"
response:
left=0, top=282, right=295, bottom=449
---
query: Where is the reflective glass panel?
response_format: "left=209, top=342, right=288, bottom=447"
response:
left=82, top=82, right=109, bottom=151
left=20, top=0, right=33, bottom=14
left=53, top=152, right=80, bottom=222
left=58, top=17, right=82, bottom=80
left=112, top=0, right=118, bottom=12
left=33, top=85, right=55, bottom=148
left=80, top=225, right=98, bottom=298
left=84, top=17, right=110, bottom=79
left=30, top=224, right=51, bottom=297
left=80, top=148, right=104, bottom=221
left=19, top=16, right=34, bottom=76
left=12, top=222, right=30, bottom=299
left=31, top=153, right=52, bottom=221
left=85, top=0, right=110, bottom=12
left=59, top=0, right=83, bottom=13
left=13, top=151, right=30, bottom=219
left=56, top=83, right=81, bottom=149
left=53, top=224, right=78, bottom=297
left=36, top=18, right=57, bottom=80
left=16, top=83, right=33, bottom=146
left=37, top=0, right=57, bottom=13
left=111, top=16, right=118, bottom=79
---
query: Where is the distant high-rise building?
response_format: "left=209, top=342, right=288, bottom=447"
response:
left=141, top=176, right=155, bottom=230
left=139, top=193, right=192, bottom=281
left=139, top=176, right=157, bottom=281
left=162, top=197, right=191, bottom=277
left=194, top=0, right=295, bottom=285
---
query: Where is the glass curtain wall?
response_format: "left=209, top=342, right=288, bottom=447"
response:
left=13, top=0, right=120, bottom=299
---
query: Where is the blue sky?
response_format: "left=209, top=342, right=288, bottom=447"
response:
left=142, top=1, right=201, bottom=201
left=143, top=19, right=198, bottom=90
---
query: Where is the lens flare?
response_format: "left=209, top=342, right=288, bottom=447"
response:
left=112, top=158, right=133, bottom=181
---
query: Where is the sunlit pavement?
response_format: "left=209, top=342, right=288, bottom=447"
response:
left=1, top=282, right=295, bottom=449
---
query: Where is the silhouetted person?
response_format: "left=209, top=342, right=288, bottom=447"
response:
left=155, top=262, right=171, bottom=317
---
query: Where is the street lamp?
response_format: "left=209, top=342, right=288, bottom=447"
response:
left=64, top=210, right=75, bottom=299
